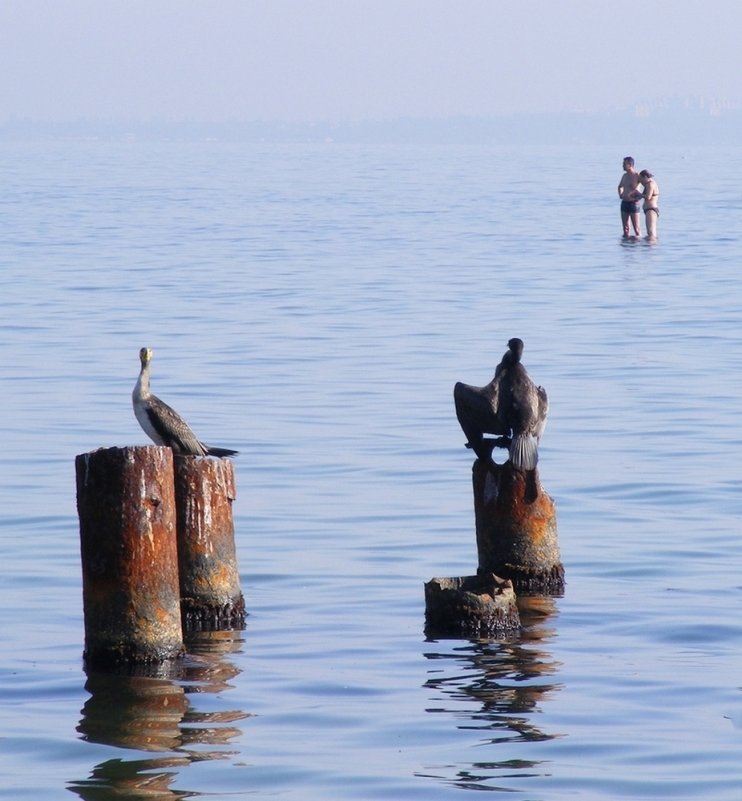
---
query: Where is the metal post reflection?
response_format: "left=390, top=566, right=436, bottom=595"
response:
left=70, top=630, right=252, bottom=800
left=420, top=596, right=563, bottom=791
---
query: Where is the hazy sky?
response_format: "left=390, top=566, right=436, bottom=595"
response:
left=2, top=0, right=740, bottom=122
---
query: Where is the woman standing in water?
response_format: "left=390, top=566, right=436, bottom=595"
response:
left=638, top=169, right=660, bottom=241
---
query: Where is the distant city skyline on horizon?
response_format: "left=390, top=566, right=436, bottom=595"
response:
left=3, top=100, right=740, bottom=148
left=2, top=94, right=739, bottom=125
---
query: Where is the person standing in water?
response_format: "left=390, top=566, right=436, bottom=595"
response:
left=638, top=169, right=659, bottom=241
left=617, top=156, right=642, bottom=237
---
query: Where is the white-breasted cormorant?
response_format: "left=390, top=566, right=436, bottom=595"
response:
left=132, top=347, right=238, bottom=457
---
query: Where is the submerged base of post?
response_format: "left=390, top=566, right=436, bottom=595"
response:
left=180, top=596, right=246, bottom=632
left=424, top=573, right=520, bottom=637
left=473, top=459, right=565, bottom=595
left=174, top=455, right=246, bottom=632
left=76, top=446, right=184, bottom=667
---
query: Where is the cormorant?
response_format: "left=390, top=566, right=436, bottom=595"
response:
left=132, top=347, right=238, bottom=457
left=454, top=337, right=548, bottom=470
left=494, top=338, right=548, bottom=471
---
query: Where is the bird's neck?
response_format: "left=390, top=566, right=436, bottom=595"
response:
left=135, top=365, right=151, bottom=398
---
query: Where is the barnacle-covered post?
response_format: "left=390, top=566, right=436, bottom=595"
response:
left=76, top=446, right=184, bottom=666
left=173, top=455, right=245, bottom=631
left=424, top=573, right=520, bottom=637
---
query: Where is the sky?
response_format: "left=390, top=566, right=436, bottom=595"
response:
left=1, top=0, right=741, bottom=123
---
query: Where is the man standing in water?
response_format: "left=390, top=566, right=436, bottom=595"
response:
left=617, top=156, right=642, bottom=237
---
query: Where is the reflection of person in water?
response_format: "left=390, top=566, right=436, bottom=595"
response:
left=638, top=169, right=660, bottom=241
left=617, top=156, right=642, bottom=237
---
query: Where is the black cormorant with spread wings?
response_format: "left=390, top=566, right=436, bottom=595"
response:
left=454, top=338, right=548, bottom=470
left=494, top=338, right=548, bottom=470
left=132, top=347, right=238, bottom=457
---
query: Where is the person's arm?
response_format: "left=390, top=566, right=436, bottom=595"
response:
left=626, top=176, right=645, bottom=201
left=627, top=183, right=644, bottom=202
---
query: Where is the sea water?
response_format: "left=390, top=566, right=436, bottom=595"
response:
left=1, top=139, right=741, bottom=799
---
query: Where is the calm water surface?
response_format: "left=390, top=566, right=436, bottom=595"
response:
left=1, top=140, right=741, bottom=799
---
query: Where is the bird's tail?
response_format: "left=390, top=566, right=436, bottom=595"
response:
left=205, top=446, right=239, bottom=458
left=509, top=433, right=538, bottom=470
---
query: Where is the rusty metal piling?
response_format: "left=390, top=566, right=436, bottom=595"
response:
left=173, top=455, right=245, bottom=631
left=424, top=573, right=520, bottom=637
left=473, top=460, right=564, bottom=594
left=76, top=446, right=184, bottom=666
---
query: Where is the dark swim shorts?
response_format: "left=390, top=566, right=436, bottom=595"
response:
left=621, top=199, right=641, bottom=214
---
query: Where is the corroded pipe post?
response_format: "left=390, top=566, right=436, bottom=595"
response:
left=76, top=446, right=184, bottom=666
left=473, top=460, right=564, bottom=594
left=173, top=456, right=245, bottom=631
left=424, top=573, right=520, bottom=637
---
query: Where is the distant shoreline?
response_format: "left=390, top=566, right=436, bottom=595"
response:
left=2, top=108, right=741, bottom=146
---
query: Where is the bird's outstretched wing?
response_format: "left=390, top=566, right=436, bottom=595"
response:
left=454, top=378, right=507, bottom=461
